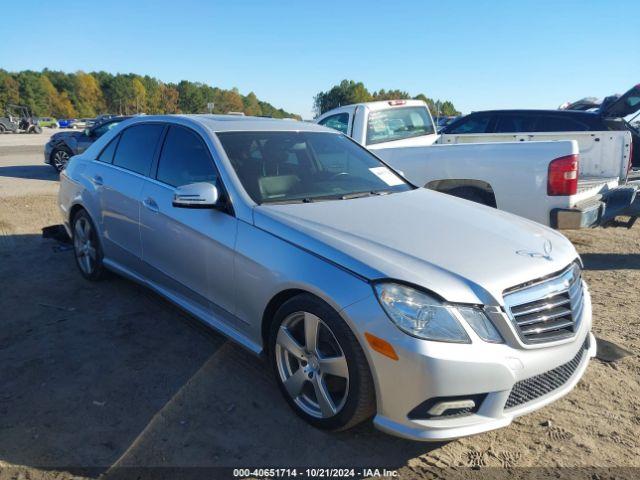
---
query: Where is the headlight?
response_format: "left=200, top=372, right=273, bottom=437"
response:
left=374, top=283, right=502, bottom=344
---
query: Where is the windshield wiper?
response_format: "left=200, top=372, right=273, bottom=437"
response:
left=340, top=191, right=376, bottom=200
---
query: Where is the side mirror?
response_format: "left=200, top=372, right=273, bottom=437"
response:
left=84, top=128, right=92, bottom=137
left=172, top=182, right=220, bottom=209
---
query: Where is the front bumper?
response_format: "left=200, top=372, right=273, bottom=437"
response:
left=341, top=288, right=595, bottom=442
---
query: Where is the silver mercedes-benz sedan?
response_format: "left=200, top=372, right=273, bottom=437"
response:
left=58, top=115, right=596, bottom=441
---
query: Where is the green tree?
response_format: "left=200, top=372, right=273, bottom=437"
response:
left=0, top=70, right=20, bottom=107
left=177, top=80, right=206, bottom=113
left=314, top=81, right=460, bottom=118
left=159, top=83, right=179, bottom=113
left=132, top=77, right=147, bottom=113
left=75, top=72, right=105, bottom=116
left=243, top=91, right=262, bottom=116
left=313, top=79, right=371, bottom=115
left=40, top=75, right=77, bottom=118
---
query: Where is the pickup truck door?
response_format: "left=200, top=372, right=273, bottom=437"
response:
left=317, top=107, right=356, bottom=137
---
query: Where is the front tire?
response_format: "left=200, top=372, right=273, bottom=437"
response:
left=72, top=210, right=106, bottom=281
left=51, top=148, right=72, bottom=172
left=269, top=294, right=375, bottom=431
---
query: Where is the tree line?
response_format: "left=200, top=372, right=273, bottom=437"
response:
left=0, top=69, right=300, bottom=119
left=314, top=80, right=460, bottom=117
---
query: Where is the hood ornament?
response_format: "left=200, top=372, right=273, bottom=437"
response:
left=517, top=239, right=553, bottom=261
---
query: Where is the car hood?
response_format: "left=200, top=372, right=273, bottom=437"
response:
left=253, top=189, right=578, bottom=305
left=51, top=131, right=82, bottom=142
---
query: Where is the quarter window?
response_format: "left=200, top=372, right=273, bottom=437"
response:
left=156, top=125, right=218, bottom=187
left=319, top=113, right=350, bottom=134
left=112, top=124, right=164, bottom=175
left=97, top=136, right=119, bottom=163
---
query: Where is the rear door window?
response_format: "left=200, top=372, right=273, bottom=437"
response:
left=319, top=113, right=350, bottom=134
left=156, top=125, right=218, bottom=187
left=494, top=114, right=536, bottom=133
left=534, top=115, right=589, bottom=132
left=113, top=124, right=164, bottom=175
left=446, top=114, right=492, bottom=134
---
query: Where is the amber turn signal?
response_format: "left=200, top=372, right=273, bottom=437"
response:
left=365, top=332, right=399, bottom=361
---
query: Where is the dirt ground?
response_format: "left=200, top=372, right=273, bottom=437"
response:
left=0, top=135, right=638, bottom=479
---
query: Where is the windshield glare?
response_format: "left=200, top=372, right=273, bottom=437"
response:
left=366, top=106, right=435, bottom=145
left=217, top=131, right=411, bottom=204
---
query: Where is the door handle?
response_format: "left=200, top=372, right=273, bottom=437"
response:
left=143, top=197, right=159, bottom=213
left=91, top=175, right=103, bottom=186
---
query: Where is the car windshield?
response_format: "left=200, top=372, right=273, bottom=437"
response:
left=366, top=106, right=435, bottom=145
left=217, top=131, right=412, bottom=204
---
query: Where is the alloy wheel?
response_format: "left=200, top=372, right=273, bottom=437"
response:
left=275, top=311, right=350, bottom=418
left=73, top=217, right=97, bottom=275
left=53, top=150, right=70, bottom=171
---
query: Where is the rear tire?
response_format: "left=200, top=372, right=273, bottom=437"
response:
left=72, top=210, right=106, bottom=281
left=269, top=294, right=375, bottom=431
left=0, top=124, right=5, bottom=133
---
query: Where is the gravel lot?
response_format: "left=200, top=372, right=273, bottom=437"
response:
left=0, top=132, right=638, bottom=479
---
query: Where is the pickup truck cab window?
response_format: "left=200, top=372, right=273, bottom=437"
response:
left=113, top=124, right=164, bottom=175
left=318, top=113, right=350, bottom=135
left=217, top=131, right=411, bottom=204
left=156, top=125, right=218, bottom=187
left=366, top=107, right=435, bottom=145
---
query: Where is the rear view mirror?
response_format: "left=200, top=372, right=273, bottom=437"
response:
left=172, top=182, right=220, bottom=209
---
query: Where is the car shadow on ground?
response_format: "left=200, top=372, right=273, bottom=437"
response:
left=0, top=165, right=58, bottom=182
left=0, top=234, right=439, bottom=477
left=580, top=253, right=640, bottom=270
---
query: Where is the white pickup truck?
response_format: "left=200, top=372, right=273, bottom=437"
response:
left=316, top=99, right=639, bottom=228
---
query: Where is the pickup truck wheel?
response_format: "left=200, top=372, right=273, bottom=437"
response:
left=269, top=294, right=375, bottom=431
left=448, top=186, right=493, bottom=207
left=0, top=124, right=5, bottom=133
left=51, top=148, right=72, bottom=172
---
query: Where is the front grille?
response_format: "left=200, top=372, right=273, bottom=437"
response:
left=504, top=263, right=584, bottom=344
left=505, top=336, right=589, bottom=409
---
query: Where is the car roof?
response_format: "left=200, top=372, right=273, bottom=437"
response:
left=126, top=114, right=333, bottom=133
left=467, top=109, right=601, bottom=118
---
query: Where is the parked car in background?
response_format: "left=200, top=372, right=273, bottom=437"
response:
left=317, top=99, right=639, bottom=229
left=58, top=119, right=77, bottom=128
left=435, top=115, right=459, bottom=132
left=72, top=118, right=95, bottom=129
left=58, top=114, right=595, bottom=441
left=37, top=117, right=59, bottom=128
left=440, top=84, right=640, bottom=168
left=0, top=115, right=18, bottom=133
left=44, top=116, right=130, bottom=171
left=94, top=114, right=117, bottom=123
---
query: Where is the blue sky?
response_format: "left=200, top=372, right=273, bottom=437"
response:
left=1, top=0, right=639, bottom=118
